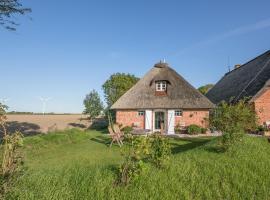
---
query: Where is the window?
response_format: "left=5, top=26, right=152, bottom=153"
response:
left=156, top=81, right=167, bottom=91
left=175, top=110, right=183, bottom=116
left=138, top=111, right=145, bottom=116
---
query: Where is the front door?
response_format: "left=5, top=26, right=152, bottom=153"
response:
left=155, top=112, right=165, bottom=130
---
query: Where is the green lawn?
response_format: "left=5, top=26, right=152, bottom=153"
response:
left=3, top=129, right=270, bottom=200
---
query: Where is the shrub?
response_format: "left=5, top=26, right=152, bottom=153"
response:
left=89, top=118, right=108, bottom=130
left=116, top=136, right=149, bottom=186
left=187, top=124, right=201, bottom=135
left=221, top=132, right=244, bottom=151
left=149, top=134, right=171, bottom=168
left=116, top=152, right=146, bottom=186
left=201, top=128, right=207, bottom=134
left=121, top=126, right=133, bottom=135
left=210, top=99, right=258, bottom=134
left=210, top=99, right=257, bottom=151
left=116, top=133, right=172, bottom=185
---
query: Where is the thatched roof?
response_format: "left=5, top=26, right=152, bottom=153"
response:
left=111, top=62, right=214, bottom=109
left=206, top=50, right=270, bottom=104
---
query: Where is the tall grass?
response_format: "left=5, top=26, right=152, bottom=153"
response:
left=2, top=129, right=270, bottom=200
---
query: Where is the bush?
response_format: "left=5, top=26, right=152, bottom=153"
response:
left=89, top=118, right=108, bottom=130
left=201, top=128, right=207, bottom=134
left=221, top=132, right=244, bottom=151
left=116, top=136, right=149, bottom=186
left=187, top=124, right=201, bottom=135
left=121, top=126, right=133, bottom=135
left=210, top=99, right=258, bottom=134
left=149, top=134, right=171, bottom=168
left=210, top=99, right=257, bottom=151
left=116, top=133, right=171, bottom=185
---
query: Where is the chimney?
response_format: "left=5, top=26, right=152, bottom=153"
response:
left=234, top=64, right=241, bottom=69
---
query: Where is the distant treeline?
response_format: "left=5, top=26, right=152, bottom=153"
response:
left=7, top=111, right=82, bottom=115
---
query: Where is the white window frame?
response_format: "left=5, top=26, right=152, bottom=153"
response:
left=175, top=110, right=183, bottom=117
left=138, top=111, right=145, bottom=116
left=156, top=81, right=167, bottom=92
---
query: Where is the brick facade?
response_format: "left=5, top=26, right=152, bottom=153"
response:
left=253, top=89, right=270, bottom=125
left=175, top=110, right=209, bottom=128
left=116, top=109, right=209, bottom=130
left=116, top=110, right=145, bottom=129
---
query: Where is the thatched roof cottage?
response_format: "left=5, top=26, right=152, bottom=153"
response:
left=206, top=50, right=270, bottom=125
left=111, top=62, right=214, bottom=134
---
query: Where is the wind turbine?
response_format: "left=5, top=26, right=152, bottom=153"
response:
left=39, top=97, right=52, bottom=115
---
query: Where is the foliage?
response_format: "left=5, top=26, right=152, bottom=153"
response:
left=1, top=131, right=23, bottom=176
left=116, top=133, right=171, bottom=185
left=201, top=128, right=207, bottom=134
left=198, top=84, right=214, bottom=95
left=4, top=130, right=270, bottom=199
left=174, top=123, right=182, bottom=134
left=210, top=100, right=257, bottom=151
left=102, top=73, right=139, bottom=107
left=187, top=124, right=202, bottom=135
left=89, top=118, right=108, bottom=131
left=220, top=132, right=244, bottom=151
left=210, top=100, right=258, bottom=134
left=116, top=136, right=149, bottom=186
left=149, top=134, right=171, bottom=168
left=121, top=126, right=133, bottom=135
left=0, top=103, right=24, bottom=198
left=256, top=125, right=267, bottom=132
left=83, top=90, right=103, bottom=121
left=0, top=0, right=31, bottom=31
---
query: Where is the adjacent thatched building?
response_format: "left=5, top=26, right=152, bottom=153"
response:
left=206, top=50, right=270, bottom=125
left=111, top=62, right=214, bottom=134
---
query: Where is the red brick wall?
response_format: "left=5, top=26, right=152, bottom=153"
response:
left=116, top=109, right=210, bottom=130
left=175, top=110, right=209, bottom=128
left=116, top=110, right=145, bottom=129
left=253, top=89, right=270, bottom=125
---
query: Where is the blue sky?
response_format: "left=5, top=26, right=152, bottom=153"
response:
left=0, top=0, right=270, bottom=113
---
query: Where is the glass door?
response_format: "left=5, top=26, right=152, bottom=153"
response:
left=155, top=112, right=165, bottom=130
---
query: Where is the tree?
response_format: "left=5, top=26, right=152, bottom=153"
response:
left=102, top=73, right=139, bottom=107
left=198, top=84, right=214, bottom=95
left=210, top=100, right=258, bottom=134
left=0, top=0, right=31, bottom=31
left=83, top=90, right=103, bottom=121
left=210, top=100, right=258, bottom=151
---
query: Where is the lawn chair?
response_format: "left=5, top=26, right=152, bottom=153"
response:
left=113, top=124, right=124, bottom=137
left=108, top=126, right=123, bottom=147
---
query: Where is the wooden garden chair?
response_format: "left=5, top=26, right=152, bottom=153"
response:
left=108, top=126, right=123, bottom=147
left=113, top=124, right=124, bottom=137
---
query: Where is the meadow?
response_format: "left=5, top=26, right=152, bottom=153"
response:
left=2, top=129, right=270, bottom=200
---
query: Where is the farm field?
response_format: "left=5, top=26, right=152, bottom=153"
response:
left=4, top=114, right=90, bottom=136
left=2, top=129, right=270, bottom=200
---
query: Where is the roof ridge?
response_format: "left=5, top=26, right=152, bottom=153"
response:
left=224, top=50, right=270, bottom=76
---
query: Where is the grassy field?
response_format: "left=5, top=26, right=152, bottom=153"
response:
left=2, top=129, right=270, bottom=200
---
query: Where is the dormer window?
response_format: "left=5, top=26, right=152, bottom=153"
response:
left=156, top=81, right=167, bottom=92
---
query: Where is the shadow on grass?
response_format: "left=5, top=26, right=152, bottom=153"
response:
left=0, top=121, right=42, bottom=139
left=68, top=123, right=87, bottom=129
left=90, top=135, right=111, bottom=146
left=171, top=137, right=212, bottom=154
left=204, top=145, right=225, bottom=153
left=88, top=118, right=108, bottom=134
